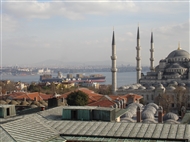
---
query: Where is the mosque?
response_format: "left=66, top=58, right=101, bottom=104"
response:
left=111, top=27, right=190, bottom=109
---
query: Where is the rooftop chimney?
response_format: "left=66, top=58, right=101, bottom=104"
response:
left=137, top=106, right=141, bottom=122
left=181, top=106, right=186, bottom=119
left=158, top=106, right=163, bottom=123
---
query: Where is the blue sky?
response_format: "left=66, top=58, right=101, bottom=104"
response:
left=1, top=0, right=189, bottom=67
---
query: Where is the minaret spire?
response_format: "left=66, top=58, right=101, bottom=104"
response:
left=150, top=31, right=154, bottom=72
left=137, top=26, right=140, bottom=39
left=178, top=41, right=181, bottom=50
left=111, top=29, right=117, bottom=94
left=136, top=26, right=142, bottom=83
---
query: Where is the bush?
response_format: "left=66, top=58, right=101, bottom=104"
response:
left=67, top=90, right=88, bottom=106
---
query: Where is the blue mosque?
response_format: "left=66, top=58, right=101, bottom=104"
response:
left=111, top=27, right=190, bottom=108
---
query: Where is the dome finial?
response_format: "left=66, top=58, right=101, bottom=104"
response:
left=178, top=41, right=181, bottom=50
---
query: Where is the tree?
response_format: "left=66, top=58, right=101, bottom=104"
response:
left=173, top=86, right=189, bottom=115
left=67, top=90, right=88, bottom=106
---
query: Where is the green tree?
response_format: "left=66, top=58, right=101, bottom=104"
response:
left=67, top=90, right=88, bottom=106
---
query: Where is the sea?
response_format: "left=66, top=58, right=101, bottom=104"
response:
left=1, top=72, right=137, bottom=87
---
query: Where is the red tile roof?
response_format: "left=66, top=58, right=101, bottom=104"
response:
left=7, top=92, right=53, bottom=101
left=88, top=100, right=115, bottom=107
left=59, top=88, right=103, bottom=104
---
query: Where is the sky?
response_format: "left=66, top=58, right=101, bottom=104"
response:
left=1, top=0, right=189, bottom=67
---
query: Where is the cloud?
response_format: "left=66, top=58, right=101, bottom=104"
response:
left=2, top=14, right=19, bottom=32
left=3, top=1, right=138, bottom=20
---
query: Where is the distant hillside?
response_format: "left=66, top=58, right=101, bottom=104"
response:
left=28, top=59, right=136, bottom=67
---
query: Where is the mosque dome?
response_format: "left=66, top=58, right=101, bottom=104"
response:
left=163, top=112, right=179, bottom=121
left=166, top=49, right=190, bottom=59
left=146, top=103, right=159, bottom=110
left=148, top=86, right=155, bottom=90
left=142, top=110, right=155, bottom=120
left=0, top=100, right=7, bottom=105
left=179, top=83, right=186, bottom=87
left=164, top=119, right=179, bottom=124
left=142, top=118, right=157, bottom=123
left=166, top=85, right=176, bottom=91
left=138, top=86, right=146, bottom=90
left=121, top=111, right=133, bottom=118
left=121, top=117, right=135, bottom=122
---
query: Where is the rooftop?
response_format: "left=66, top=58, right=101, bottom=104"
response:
left=0, top=106, right=189, bottom=141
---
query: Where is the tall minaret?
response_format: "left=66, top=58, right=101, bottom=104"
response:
left=111, top=29, right=117, bottom=94
left=136, top=26, right=142, bottom=83
left=150, top=31, right=154, bottom=72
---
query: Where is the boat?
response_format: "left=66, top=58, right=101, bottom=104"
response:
left=40, top=72, right=106, bottom=83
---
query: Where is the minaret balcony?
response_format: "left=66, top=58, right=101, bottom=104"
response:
left=150, top=58, right=154, bottom=61
left=150, top=49, right=154, bottom=52
left=111, top=68, right=118, bottom=72
left=111, top=56, right=117, bottom=60
left=136, top=67, right=142, bottom=71
left=136, top=57, right=141, bottom=60
left=136, top=46, right=141, bottom=50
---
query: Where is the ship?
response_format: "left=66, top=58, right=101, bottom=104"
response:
left=40, top=72, right=106, bottom=83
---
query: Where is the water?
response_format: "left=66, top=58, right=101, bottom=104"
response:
left=1, top=72, right=137, bottom=87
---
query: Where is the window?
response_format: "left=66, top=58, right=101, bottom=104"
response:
left=6, top=108, right=10, bottom=116
left=146, top=95, right=149, bottom=100
left=171, top=103, right=174, bottom=108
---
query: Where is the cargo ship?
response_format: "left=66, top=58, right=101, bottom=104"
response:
left=40, top=72, right=106, bottom=83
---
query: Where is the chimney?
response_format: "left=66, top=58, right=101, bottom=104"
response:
left=158, top=106, right=163, bottom=123
left=136, top=106, right=141, bottom=122
left=181, top=106, right=186, bottom=119
left=34, top=97, right=38, bottom=101
left=41, top=106, right=45, bottom=111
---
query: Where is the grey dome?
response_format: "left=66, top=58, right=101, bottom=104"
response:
left=148, top=86, right=155, bottom=90
left=129, top=102, right=143, bottom=108
left=168, top=63, right=185, bottom=69
left=163, top=112, right=179, bottom=121
left=166, top=85, right=176, bottom=91
left=164, top=119, right=179, bottom=124
left=121, top=117, right=135, bottom=122
left=142, top=110, right=155, bottom=120
left=144, top=106, right=157, bottom=114
left=129, top=86, right=136, bottom=90
left=146, top=103, right=159, bottom=110
left=30, top=104, right=38, bottom=108
left=179, top=86, right=186, bottom=91
left=170, top=81, right=178, bottom=86
left=179, top=83, right=186, bottom=87
left=142, top=118, right=157, bottom=123
left=121, top=111, right=133, bottom=118
left=138, top=86, right=146, bottom=90
left=166, top=49, right=190, bottom=59
left=119, top=86, right=127, bottom=90
left=0, top=100, right=7, bottom=105
left=160, top=59, right=166, bottom=62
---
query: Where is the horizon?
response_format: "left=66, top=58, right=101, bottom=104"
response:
left=1, top=0, right=189, bottom=67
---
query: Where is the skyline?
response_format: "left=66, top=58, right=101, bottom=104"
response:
left=1, top=0, right=189, bottom=67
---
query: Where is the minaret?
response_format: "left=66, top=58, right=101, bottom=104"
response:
left=150, top=31, right=154, bottom=72
left=136, top=26, right=142, bottom=83
left=111, top=29, right=117, bottom=94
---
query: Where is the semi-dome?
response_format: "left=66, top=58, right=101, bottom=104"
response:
left=166, top=49, right=190, bottom=59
